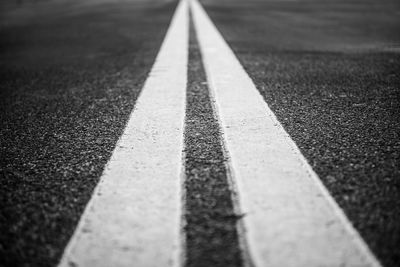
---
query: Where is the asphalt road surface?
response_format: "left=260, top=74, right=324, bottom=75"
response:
left=200, top=0, right=400, bottom=266
left=1, top=0, right=399, bottom=266
left=0, top=0, right=176, bottom=266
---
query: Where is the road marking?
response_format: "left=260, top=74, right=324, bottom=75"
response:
left=190, top=0, right=382, bottom=266
left=58, top=1, right=188, bottom=266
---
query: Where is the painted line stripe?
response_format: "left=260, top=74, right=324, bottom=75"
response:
left=190, top=0, right=382, bottom=266
left=58, top=1, right=188, bottom=266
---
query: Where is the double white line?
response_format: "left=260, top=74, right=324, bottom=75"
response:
left=58, top=0, right=381, bottom=266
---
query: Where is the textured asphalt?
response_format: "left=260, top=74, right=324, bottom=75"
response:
left=183, top=14, right=243, bottom=267
left=200, top=0, right=400, bottom=266
left=0, top=1, right=176, bottom=266
left=2, top=0, right=399, bottom=266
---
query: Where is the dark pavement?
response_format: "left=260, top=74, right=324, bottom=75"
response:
left=200, top=0, right=400, bottom=266
left=0, top=1, right=176, bottom=266
left=183, top=14, right=244, bottom=267
left=1, top=0, right=399, bottom=266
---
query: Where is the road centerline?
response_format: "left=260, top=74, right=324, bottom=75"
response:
left=57, top=0, right=188, bottom=266
left=190, top=0, right=382, bottom=266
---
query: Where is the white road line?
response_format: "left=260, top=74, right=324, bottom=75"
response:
left=190, top=0, right=382, bottom=266
left=58, top=1, right=188, bottom=266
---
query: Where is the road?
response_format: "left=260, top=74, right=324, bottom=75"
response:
left=0, top=0, right=177, bottom=266
left=199, top=1, right=400, bottom=266
left=0, top=0, right=399, bottom=266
